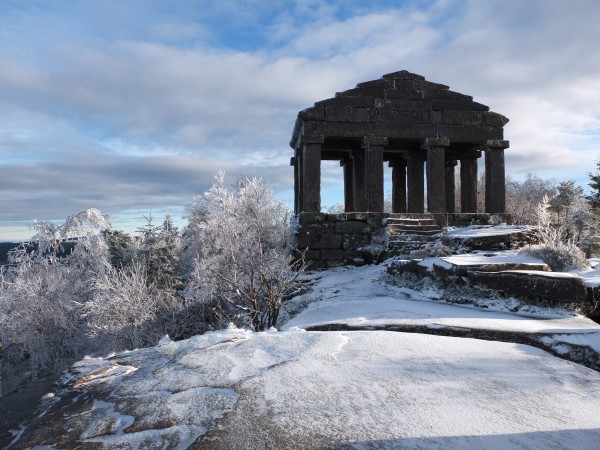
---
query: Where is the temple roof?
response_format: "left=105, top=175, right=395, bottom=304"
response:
left=290, top=70, right=508, bottom=149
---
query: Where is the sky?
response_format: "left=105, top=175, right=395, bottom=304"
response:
left=1, top=0, right=599, bottom=241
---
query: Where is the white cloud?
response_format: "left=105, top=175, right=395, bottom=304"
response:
left=1, top=0, right=600, bottom=237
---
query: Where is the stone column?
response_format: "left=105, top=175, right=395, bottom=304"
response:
left=460, top=155, right=479, bottom=213
left=407, top=150, right=425, bottom=213
left=390, top=158, right=407, bottom=213
left=422, top=138, right=450, bottom=214
left=290, top=155, right=298, bottom=215
left=301, top=135, right=324, bottom=213
left=484, top=140, right=509, bottom=214
left=362, top=136, right=387, bottom=212
left=341, top=157, right=354, bottom=212
left=445, top=159, right=457, bottom=214
left=352, top=148, right=367, bottom=212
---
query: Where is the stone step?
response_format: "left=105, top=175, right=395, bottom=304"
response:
left=388, top=218, right=437, bottom=226
left=388, top=229, right=441, bottom=236
left=388, top=224, right=440, bottom=231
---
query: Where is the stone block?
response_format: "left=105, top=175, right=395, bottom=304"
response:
left=318, top=121, right=374, bottom=138
left=430, top=110, right=443, bottom=124
left=431, top=99, right=489, bottom=111
left=492, top=127, right=504, bottom=139
left=297, top=232, right=343, bottom=249
left=443, top=110, right=483, bottom=126
left=315, top=97, right=376, bottom=108
left=335, top=220, right=368, bottom=233
left=356, top=79, right=390, bottom=88
left=483, top=111, right=509, bottom=126
left=422, top=89, right=472, bottom=101
left=469, top=270, right=588, bottom=304
left=298, top=107, right=325, bottom=121
left=366, top=213, right=387, bottom=228
left=382, top=70, right=425, bottom=80
left=437, top=124, right=495, bottom=143
left=342, top=233, right=371, bottom=249
left=380, top=109, right=430, bottom=124
left=320, top=248, right=345, bottom=260
left=337, top=87, right=385, bottom=98
left=298, top=212, right=326, bottom=225
left=326, top=107, right=378, bottom=123
left=374, top=122, right=438, bottom=140
left=414, top=80, right=450, bottom=90
left=384, top=99, right=432, bottom=110
left=385, top=83, right=422, bottom=100
left=344, top=212, right=368, bottom=221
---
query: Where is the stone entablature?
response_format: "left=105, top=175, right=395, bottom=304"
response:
left=290, top=70, right=509, bottom=216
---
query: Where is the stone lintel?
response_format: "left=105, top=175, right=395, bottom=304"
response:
left=483, top=139, right=509, bottom=149
left=446, top=159, right=458, bottom=167
left=300, top=135, right=325, bottom=145
left=421, top=137, right=450, bottom=149
left=362, top=136, right=388, bottom=147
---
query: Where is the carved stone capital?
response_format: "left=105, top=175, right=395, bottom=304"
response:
left=361, top=135, right=388, bottom=147
left=421, top=137, right=450, bottom=149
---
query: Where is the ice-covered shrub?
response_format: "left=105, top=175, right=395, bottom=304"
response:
left=183, top=171, right=306, bottom=331
left=83, top=262, right=167, bottom=353
left=521, top=195, right=588, bottom=271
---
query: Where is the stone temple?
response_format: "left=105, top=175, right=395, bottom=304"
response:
left=290, top=70, right=509, bottom=216
left=290, top=70, right=511, bottom=268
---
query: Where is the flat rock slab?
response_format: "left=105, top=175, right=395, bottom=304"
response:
left=470, top=270, right=588, bottom=304
left=446, top=225, right=538, bottom=251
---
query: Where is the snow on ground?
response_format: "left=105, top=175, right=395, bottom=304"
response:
left=9, top=263, right=600, bottom=449
left=12, top=327, right=600, bottom=449
left=440, top=250, right=546, bottom=267
left=282, top=264, right=600, bottom=357
left=574, top=258, right=600, bottom=287
left=445, top=224, right=531, bottom=238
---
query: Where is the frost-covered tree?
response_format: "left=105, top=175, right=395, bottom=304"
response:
left=505, top=174, right=556, bottom=225
left=0, top=209, right=111, bottom=393
left=184, top=171, right=305, bottom=331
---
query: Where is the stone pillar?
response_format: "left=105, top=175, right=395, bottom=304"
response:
left=301, top=135, right=324, bottom=213
left=460, top=156, right=478, bottom=213
left=422, top=138, right=450, bottom=214
left=445, top=160, right=457, bottom=214
left=484, top=140, right=509, bottom=214
left=362, top=136, right=387, bottom=212
left=407, top=150, right=425, bottom=213
left=290, top=155, right=298, bottom=215
left=341, top=157, right=354, bottom=212
left=390, top=158, right=407, bottom=213
left=352, top=148, right=367, bottom=212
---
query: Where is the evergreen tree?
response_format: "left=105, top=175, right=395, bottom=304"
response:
left=588, top=161, right=600, bottom=213
left=549, top=180, right=584, bottom=230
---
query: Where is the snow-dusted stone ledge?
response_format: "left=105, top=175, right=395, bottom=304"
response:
left=445, top=225, right=538, bottom=251
left=470, top=270, right=587, bottom=304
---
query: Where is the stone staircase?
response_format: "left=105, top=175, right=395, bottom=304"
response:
left=386, top=215, right=442, bottom=255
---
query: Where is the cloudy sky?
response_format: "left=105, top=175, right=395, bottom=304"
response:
left=1, top=0, right=599, bottom=241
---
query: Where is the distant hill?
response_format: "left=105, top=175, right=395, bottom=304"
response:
left=0, top=241, right=77, bottom=266
left=0, top=242, right=20, bottom=265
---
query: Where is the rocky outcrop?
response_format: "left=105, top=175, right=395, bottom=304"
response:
left=469, top=270, right=588, bottom=304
